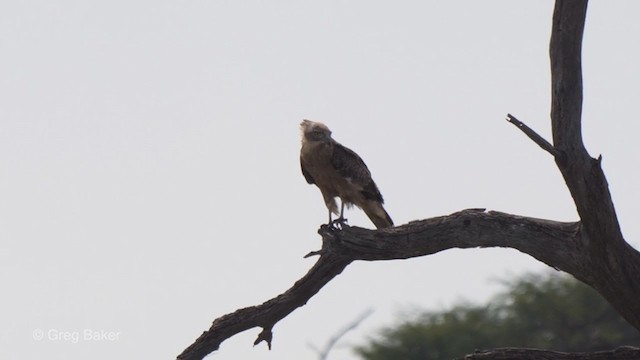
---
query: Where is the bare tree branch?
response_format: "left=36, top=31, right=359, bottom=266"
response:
left=505, top=113, right=559, bottom=157
left=178, top=210, right=585, bottom=359
left=550, top=0, right=589, bottom=159
left=177, top=251, right=350, bottom=359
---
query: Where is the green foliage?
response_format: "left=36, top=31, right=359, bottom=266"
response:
left=354, top=273, right=640, bottom=360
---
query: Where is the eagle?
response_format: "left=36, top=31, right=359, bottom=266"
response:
left=299, top=119, right=393, bottom=229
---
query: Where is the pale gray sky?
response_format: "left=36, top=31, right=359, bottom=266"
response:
left=1, top=1, right=638, bottom=359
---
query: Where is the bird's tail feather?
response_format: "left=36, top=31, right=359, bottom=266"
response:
left=363, top=202, right=393, bottom=229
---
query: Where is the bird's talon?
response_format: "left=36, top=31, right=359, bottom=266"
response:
left=329, top=217, right=348, bottom=229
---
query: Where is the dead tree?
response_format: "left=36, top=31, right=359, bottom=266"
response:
left=177, top=1, right=640, bottom=358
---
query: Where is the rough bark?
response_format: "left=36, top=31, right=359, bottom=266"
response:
left=177, top=0, right=640, bottom=359
left=178, top=251, right=351, bottom=359
left=547, top=0, right=640, bottom=332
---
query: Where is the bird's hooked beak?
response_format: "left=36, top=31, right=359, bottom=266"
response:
left=322, top=132, right=332, bottom=144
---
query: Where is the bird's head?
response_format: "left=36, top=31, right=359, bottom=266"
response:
left=300, top=119, right=332, bottom=143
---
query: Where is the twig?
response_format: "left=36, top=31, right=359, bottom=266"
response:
left=506, top=113, right=560, bottom=158
left=309, top=308, right=374, bottom=360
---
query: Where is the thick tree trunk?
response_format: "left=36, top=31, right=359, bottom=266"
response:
left=177, top=1, right=640, bottom=359
left=547, top=0, right=640, bottom=332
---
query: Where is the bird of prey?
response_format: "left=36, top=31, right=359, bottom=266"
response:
left=299, top=119, right=393, bottom=229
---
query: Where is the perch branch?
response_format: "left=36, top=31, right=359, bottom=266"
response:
left=178, top=209, right=586, bottom=359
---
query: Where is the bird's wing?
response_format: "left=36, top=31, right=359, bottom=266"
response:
left=300, top=156, right=315, bottom=184
left=331, top=142, right=384, bottom=203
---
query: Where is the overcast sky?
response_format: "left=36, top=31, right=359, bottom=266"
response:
left=1, top=1, right=639, bottom=359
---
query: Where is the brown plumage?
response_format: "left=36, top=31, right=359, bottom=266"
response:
left=299, top=119, right=393, bottom=229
